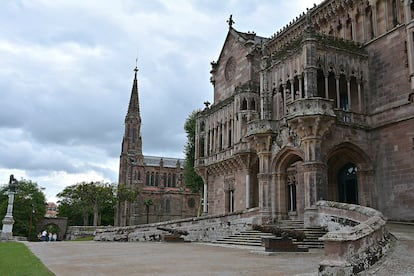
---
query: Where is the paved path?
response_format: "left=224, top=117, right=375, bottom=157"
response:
left=24, top=222, right=414, bottom=276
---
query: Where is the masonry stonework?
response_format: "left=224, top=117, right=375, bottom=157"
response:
left=195, top=0, right=414, bottom=223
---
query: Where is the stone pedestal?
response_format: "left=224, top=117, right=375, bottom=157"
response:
left=1, top=216, right=15, bottom=241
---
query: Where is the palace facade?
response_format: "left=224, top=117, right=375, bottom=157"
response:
left=195, top=0, right=414, bottom=223
left=114, top=67, right=199, bottom=226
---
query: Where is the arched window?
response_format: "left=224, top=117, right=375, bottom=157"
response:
left=241, top=98, right=248, bottom=110
left=150, top=172, right=154, bottom=186
left=155, top=172, right=159, bottom=187
left=392, top=0, right=398, bottom=26
left=167, top=173, right=172, bottom=187
left=145, top=171, right=150, bottom=186
left=250, top=99, right=256, bottom=110
left=317, top=69, right=325, bottom=98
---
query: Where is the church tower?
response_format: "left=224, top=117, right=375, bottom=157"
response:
left=116, top=65, right=145, bottom=226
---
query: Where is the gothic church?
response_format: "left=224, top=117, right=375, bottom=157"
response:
left=114, top=66, right=199, bottom=226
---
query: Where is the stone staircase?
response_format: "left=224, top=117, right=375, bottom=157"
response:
left=213, top=220, right=326, bottom=249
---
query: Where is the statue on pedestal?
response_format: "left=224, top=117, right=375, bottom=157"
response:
left=1, top=175, right=19, bottom=241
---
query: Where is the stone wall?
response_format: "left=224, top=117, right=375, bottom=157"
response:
left=66, top=226, right=108, bottom=241
left=305, top=200, right=393, bottom=276
left=94, top=208, right=260, bottom=242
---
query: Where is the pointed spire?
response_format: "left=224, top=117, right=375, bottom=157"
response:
left=127, top=61, right=140, bottom=118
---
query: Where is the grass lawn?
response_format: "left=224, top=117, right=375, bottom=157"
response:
left=0, top=241, right=54, bottom=276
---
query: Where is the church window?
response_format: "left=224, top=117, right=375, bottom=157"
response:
left=228, top=128, right=232, bottom=148
left=150, top=172, right=154, bottom=186
left=145, top=171, right=150, bottom=186
left=167, top=173, right=172, bottom=187
left=155, top=172, right=159, bottom=186
left=138, top=171, right=141, bottom=180
left=172, top=174, right=176, bottom=187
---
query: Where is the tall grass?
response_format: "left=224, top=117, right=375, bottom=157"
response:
left=0, top=241, right=54, bottom=276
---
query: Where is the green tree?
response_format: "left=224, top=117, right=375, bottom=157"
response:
left=116, top=183, right=139, bottom=226
left=183, top=110, right=204, bottom=215
left=57, top=181, right=115, bottom=226
left=0, top=179, right=47, bottom=241
left=143, top=198, right=153, bottom=224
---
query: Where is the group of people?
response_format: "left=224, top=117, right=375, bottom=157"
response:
left=38, top=230, right=57, bottom=242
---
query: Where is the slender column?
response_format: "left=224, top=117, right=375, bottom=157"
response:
left=299, top=76, right=303, bottom=98
left=324, top=74, right=329, bottom=99
left=283, top=84, right=287, bottom=115
left=357, top=80, right=362, bottom=112
left=203, top=182, right=208, bottom=213
left=245, top=174, right=250, bottom=209
left=290, top=80, right=295, bottom=101
left=347, top=78, right=352, bottom=111
left=336, top=76, right=340, bottom=108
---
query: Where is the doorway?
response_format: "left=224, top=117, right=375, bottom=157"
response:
left=338, top=163, right=358, bottom=204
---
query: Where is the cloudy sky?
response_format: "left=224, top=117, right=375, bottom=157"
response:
left=0, top=0, right=322, bottom=203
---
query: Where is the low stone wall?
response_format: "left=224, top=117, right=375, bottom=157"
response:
left=94, top=208, right=260, bottom=242
left=306, top=201, right=393, bottom=276
left=66, top=226, right=109, bottom=241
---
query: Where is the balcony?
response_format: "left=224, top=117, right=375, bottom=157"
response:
left=286, top=98, right=336, bottom=119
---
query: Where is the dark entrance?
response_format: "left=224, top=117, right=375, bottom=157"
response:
left=338, top=163, right=358, bottom=204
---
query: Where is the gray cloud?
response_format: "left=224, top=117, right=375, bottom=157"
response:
left=0, top=0, right=321, bottom=201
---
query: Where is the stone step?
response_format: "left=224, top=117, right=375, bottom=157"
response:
left=213, top=222, right=327, bottom=249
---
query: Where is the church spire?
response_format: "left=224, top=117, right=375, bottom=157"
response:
left=127, top=62, right=140, bottom=119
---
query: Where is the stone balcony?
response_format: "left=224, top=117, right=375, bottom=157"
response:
left=286, top=98, right=336, bottom=119
left=196, top=142, right=252, bottom=167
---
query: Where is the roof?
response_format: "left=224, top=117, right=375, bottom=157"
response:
left=143, top=155, right=184, bottom=169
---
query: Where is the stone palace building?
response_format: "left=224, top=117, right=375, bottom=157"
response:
left=114, top=66, right=199, bottom=226
left=195, top=0, right=414, bottom=223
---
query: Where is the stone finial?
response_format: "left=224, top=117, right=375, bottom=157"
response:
left=204, top=101, right=211, bottom=108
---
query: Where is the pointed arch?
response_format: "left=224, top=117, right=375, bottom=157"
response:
left=327, top=142, right=374, bottom=207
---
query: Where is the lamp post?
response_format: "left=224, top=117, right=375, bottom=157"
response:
left=1, top=175, right=18, bottom=241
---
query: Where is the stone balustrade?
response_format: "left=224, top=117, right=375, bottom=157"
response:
left=246, top=119, right=280, bottom=137
left=94, top=208, right=260, bottom=242
left=305, top=200, right=393, bottom=276
left=286, top=98, right=336, bottom=118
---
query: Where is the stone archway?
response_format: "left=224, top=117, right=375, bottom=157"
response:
left=327, top=142, right=374, bottom=207
left=37, top=217, right=68, bottom=241
left=272, top=147, right=305, bottom=220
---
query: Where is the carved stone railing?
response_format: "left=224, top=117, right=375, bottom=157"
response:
left=286, top=98, right=336, bottom=119
left=334, top=109, right=368, bottom=127
left=196, top=142, right=252, bottom=167
left=305, top=200, right=393, bottom=276
left=246, top=119, right=279, bottom=137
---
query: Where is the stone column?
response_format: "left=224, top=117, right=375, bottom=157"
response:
left=274, top=172, right=287, bottom=220
left=245, top=173, right=250, bottom=209
left=347, top=78, right=352, bottom=111
left=299, top=75, right=303, bottom=98
left=336, top=76, right=340, bottom=108
left=203, top=182, right=208, bottom=213
left=357, top=79, right=363, bottom=112
left=324, top=73, right=329, bottom=99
